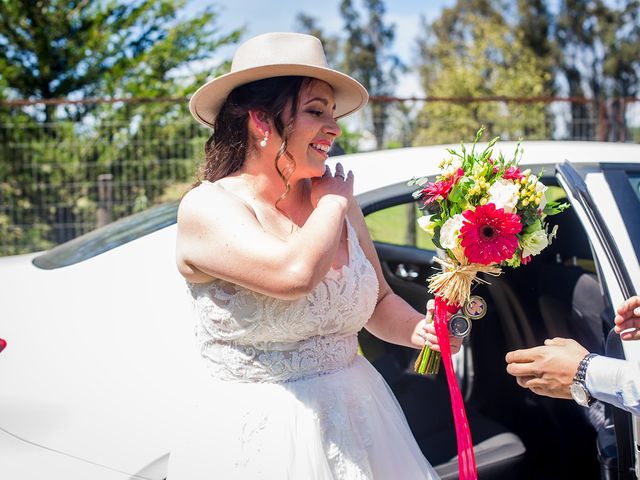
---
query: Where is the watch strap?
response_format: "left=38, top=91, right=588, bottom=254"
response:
left=574, top=353, right=598, bottom=384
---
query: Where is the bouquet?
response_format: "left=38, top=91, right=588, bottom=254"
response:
left=410, top=128, right=568, bottom=479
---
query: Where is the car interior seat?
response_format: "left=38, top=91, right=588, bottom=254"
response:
left=536, top=208, right=607, bottom=354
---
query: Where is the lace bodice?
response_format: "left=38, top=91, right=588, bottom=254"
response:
left=187, top=220, right=379, bottom=383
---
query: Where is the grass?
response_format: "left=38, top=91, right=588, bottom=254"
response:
left=365, top=202, right=437, bottom=250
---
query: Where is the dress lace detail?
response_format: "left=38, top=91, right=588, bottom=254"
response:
left=187, top=219, right=379, bottom=383
left=170, top=219, right=438, bottom=479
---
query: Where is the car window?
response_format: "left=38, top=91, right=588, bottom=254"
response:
left=629, top=173, right=640, bottom=203
left=33, top=201, right=179, bottom=269
left=365, top=201, right=436, bottom=250
left=364, top=185, right=566, bottom=251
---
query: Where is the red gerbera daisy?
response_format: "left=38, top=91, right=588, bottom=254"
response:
left=421, top=168, right=464, bottom=204
left=460, top=203, right=522, bottom=265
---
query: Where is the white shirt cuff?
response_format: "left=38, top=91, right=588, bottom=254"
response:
left=586, top=355, right=640, bottom=415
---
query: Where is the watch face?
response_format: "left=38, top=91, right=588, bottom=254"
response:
left=570, top=382, right=589, bottom=407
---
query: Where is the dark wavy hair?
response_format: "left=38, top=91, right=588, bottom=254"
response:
left=198, top=76, right=313, bottom=204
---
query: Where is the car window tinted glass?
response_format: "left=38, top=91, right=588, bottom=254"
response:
left=629, top=173, right=640, bottom=203
left=33, top=201, right=179, bottom=270
left=365, top=201, right=436, bottom=250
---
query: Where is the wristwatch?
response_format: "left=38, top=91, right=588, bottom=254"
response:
left=570, top=353, right=598, bottom=407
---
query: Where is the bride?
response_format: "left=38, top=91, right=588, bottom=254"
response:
left=169, top=32, right=461, bottom=479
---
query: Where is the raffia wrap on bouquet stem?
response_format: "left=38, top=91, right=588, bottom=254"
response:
left=414, top=255, right=502, bottom=376
left=427, top=257, right=502, bottom=307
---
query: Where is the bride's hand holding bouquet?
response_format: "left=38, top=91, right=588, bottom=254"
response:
left=413, top=127, right=568, bottom=375
left=410, top=127, right=568, bottom=480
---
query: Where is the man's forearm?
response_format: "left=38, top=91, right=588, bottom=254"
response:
left=586, top=355, right=640, bottom=415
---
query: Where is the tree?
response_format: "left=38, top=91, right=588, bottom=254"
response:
left=340, top=0, right=402, bottom=150
left=414, top=0, right=552, bottom=145
left=0, top=0, right=241, bottom=254
left=0, top=0, right=241, bottom=122
left=515, top=0, right=555, bottom=92
left=554, top=0, right=640, bottom=141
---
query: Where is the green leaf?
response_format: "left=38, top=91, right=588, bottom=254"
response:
left=432, top=227, right=443, bottom=250
left=543, top=201, right=571, bottom=216
left=524, top=219, right=542, bottom=234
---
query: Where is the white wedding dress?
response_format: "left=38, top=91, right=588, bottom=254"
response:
left=168, top=220, right=439, bottom=479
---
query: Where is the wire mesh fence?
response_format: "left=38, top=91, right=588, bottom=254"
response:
left=1, top=96, right=639, bottom=257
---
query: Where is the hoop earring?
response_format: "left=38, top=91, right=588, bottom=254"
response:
left=260, top=131, right=269, bottom=148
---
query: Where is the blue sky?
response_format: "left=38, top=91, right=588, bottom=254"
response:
left=187, top=0, right=456, bottom=96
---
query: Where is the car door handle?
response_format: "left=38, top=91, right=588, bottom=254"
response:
left=395, top=263, right=419, bottom=279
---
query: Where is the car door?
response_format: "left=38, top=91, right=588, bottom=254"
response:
left=357, top=182, right=438, bottom=315
left=556, top=161, right=640, bottom=480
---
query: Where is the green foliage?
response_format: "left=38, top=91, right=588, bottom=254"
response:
left=0, top=105, right=209, bottom=254
left=0, top=0, right=241, bottom=255
left=339, top=0, right=402, bottom=150
left=336, top=121, right=364, bottom=154
left=543, top=201, right=570, bottom=216
left=414, top=2, right=552, bottom=145
left=0, top=0, right=241, bottom=119
left=555, top=0, right=640, bottom=140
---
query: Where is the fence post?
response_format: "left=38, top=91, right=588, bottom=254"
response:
left=617, top=98, right=626, bottom=142
left=596, top=99, right=609, bottom=141
left=96, top=174, right=113, bottom=228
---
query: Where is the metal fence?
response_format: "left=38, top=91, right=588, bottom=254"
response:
left=1, top=96, right=639, bottom=257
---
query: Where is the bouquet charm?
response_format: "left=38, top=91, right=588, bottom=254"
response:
left=411, top=128, right=568, bottom=480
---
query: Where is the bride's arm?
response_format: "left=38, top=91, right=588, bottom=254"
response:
left=176, top=173, right=352, bottom=300
left=347, top=204, right=461, bottom=353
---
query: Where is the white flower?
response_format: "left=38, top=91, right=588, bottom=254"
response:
left=417, top=214, right=436, bottom=235
left=534, top=181, right=548, bottom=211
left=439, top=213, right=465, bottom=250
left=442, top=157, right=463, bottom=177
left=487, top=179, right=520, bottom=213
left=520, top=229, right=549, bottom=258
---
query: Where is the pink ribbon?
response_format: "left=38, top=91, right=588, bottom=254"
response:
left=433, top=297, right=477, bottom=480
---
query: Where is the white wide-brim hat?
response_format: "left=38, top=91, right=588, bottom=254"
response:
left=189, top=32, right=369, bottom=129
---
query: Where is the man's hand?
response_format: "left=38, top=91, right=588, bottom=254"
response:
left=614, top=296, right=640, bottom=341
left=505, top=338, right=589, bottom=399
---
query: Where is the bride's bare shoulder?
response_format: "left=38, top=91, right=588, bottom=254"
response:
left=178, top=179, right=253, bottom=224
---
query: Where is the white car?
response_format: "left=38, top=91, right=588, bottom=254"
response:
left=1, top=141, right=639, bottom=479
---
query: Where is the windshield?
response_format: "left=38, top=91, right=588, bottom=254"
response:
left=32, top=201, right=179, bottom=270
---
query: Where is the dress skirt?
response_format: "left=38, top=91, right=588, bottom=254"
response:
left=167, top=356, right=439, bottom=479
